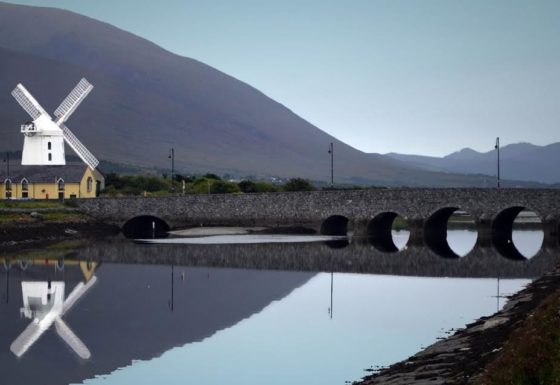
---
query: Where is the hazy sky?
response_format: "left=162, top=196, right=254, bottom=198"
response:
left=6, top=0, right=560, bottom=156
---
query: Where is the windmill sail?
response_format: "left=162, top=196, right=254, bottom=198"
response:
left=54, top=78, right=93, bottom=124
left=61, top=124, right=99, bottom=170
left=55, top=318, right=91, bottom=359
left=11, top=84, right=51, bottom=120
left=63, top=277, right=97, bottom=314
left=10, top=321, right=49, bottom=358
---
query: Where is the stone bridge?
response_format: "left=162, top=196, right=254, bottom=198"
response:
left=77, top=188, right=560, bottom=258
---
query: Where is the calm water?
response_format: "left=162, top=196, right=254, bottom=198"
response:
left=0, top=230, right=553, bottom=385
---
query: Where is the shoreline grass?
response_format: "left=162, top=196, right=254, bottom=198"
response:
left=475, top=288, right=560, bottom=385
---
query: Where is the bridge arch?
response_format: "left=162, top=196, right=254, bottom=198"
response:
left=122, top=215, right=170, bottom=239
left=367, top=212, right=409, bottom=252
left=424, top=207, right=477, bottom=258
left=320, top=215, right=349, bottom=236
left=492, top=206, right=543, bottom=260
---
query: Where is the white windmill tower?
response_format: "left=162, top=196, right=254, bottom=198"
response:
left=11, top=78, right=99, bottom=170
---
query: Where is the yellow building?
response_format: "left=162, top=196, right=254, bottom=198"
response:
left=1, top=164, right=104, bottom=200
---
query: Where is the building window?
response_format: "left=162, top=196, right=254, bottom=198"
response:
left=87, top=177, right=93, bottom=193
left=57, top=179, right=65, bottom=201
left=4, top=179, right=12, bottom=199
left=48, top=142, right=52, bottom=150
left=21, top=179, right=29, bottom=199
left=48, top=153, right=52, bottom=161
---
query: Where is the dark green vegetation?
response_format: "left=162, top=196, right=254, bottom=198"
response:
left=476, top=289, right=560, bottom=385
left=0, top=200, right=66, bottom=209
left=0, top=201, right=87, bottom=224
left=103, top=173, right=316, bottom=196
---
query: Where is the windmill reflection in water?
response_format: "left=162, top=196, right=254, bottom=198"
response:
left=9, top=259, right=98, bottom=360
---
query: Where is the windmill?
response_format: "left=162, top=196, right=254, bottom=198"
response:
left=10, top=276, right=97, bottom=360
left=11, top=78, right=99, bottom=170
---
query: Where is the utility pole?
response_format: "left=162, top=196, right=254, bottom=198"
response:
left=329, top=271, right=334, bottom=319
left=168, top=148, right=175, bottom=192
left=328, top=143, right=334, bottom=187
left=169, top=264, right=174, bottom=312
left=494, top=137, right=500, bottom=188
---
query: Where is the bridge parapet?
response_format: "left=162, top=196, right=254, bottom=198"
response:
left=78, top=188, right=560, bottom=228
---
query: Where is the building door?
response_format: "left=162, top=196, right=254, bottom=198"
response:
left=58, top=192, right=64, bottom=200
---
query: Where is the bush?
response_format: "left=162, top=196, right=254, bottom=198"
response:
left=255, top=182, right=279, bottom=192
left=188, top=177, right=213, bottom=194
left=238, top=180, right=281, bottom=193
left=103, top=173, right=171, bottom=195
left=210, top=180, right=241, bottom=194
left=104, top=173, right=125, bottom=190
left=283, top=178, right=316, bottom=192
left=238, top=180, right=258, bottom=193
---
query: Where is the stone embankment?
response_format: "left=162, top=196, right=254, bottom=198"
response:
left=356, top=264, right=560, bottom=385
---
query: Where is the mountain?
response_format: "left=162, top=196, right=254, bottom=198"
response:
left=0, top=2, right=547, bottom=187
left=387, top=142, right=560, bottom=184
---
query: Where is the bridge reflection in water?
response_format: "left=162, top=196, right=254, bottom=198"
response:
left=37, top=234, right=558, bottom=279
left=0, top=235, right=557, bottom=385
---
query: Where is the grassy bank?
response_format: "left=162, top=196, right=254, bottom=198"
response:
left=475, top=288, right=560, bottom=385
left=0, top=200, right=66, bottom=209
left=0, top=200, right=89, bottom=226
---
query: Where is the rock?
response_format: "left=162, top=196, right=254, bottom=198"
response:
left=30, top=211, right=43, bottom=219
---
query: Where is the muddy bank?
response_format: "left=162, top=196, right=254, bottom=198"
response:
left=0, top=220, right=119, bottom=248
left=356, top=264, right=560, bottom=385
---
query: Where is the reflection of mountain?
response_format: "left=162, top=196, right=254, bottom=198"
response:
left=0, top=262, right=314, bottom=385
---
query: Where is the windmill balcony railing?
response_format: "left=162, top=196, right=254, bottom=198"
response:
left=20, top=123, right=36, bottom=134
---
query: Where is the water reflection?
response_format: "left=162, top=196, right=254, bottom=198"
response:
left=0, top=257, right=313, bottom=385
left=77, top=273, right=530, bottom=385
left=12, top=277, right=97, bottom=360
left=0, top=233, right=558, bottom=385
left=110, top=231, right=559, bottom=279
left=5, top=259, right=99, bottom=361
left=328, top=271, right=334, bottom=319
left=512, top=230, right=544, bottom=258
left=447, top=229, right=478, bottom=257
left=392, top=230, right=409, bottom=251
left=136, top=234, right=348, bottom=245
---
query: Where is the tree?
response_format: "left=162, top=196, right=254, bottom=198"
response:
left=203, top=173, right=221, bottom=181
left=283, top=178, right=315, bottom=192
left=104, top=173, right=125, bottom=189
left=210, top=180, right=241, bottom=194
left=254, top=182, right=279, bottom=192
left=238, top=180, right=258, bottom=193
